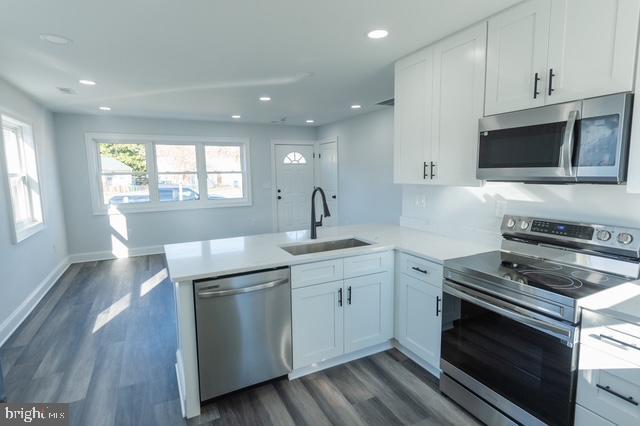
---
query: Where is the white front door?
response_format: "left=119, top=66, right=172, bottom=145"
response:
left=318, top=141, right=338, bottom=226
left=275, top=144, right=315, bottom=231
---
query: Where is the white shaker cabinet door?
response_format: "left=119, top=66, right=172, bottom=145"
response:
left=546, top=0, right=640, bottom=105
left=396, top=273, right=442, bottom=369
left=430, top=21, right=486, bottom=186
left=393, top=48, right=434, bottom=184
left=485, top=0, right=551, bottom=115
left=344, top=272, right=393, bottom=353
left=292, top=280, right=344, bottom=369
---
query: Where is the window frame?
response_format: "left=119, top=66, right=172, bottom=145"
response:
left=0, top=113, right=45, bottom=243
left=85, top=133, right=252, bottom=215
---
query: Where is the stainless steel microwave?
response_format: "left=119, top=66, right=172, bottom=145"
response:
left=477, top=93, right=633, bottom=183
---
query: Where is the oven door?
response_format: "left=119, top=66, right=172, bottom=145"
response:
left=441, top=280, right=578, bottom=426
left=477, top=101, right=581, bottom=182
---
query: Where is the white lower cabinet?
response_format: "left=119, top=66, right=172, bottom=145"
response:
left=291, top=252, right=394, bottom=370
left=344, top=272, right=394, bottom=353
left=395, top=272, right=442, bottom=368
left=291, top=280, right=344, bottom=369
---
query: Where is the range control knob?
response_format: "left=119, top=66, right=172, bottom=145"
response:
left=519, top=220, right=530, bottom=230
left=618, top=233, right=634, bottom=245
left=506, top=218, right=516, bottom=229
left=596, top=230, right=612, bottom=241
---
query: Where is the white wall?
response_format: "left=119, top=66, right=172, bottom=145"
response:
left=0, top=79, right=68, bottom=343
left=402, top=183, right=640, bottom=244
left=53, top=113, right=316, bottom=256
left=317, top=108, right=401, bottom=225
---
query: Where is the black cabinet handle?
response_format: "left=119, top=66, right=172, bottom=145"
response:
left=277, top=189, right=281, bottom=193
left=423, top=162, right=429, bottom=180
left=548, top=68, right=555, bottom=96
left=332, top=195, right=336, bottom=199
left=412, top=266, right=428, bottom=275
left=596, top=384, right=638, bottom=406
left=338, top=288, right=343, bottom=307
left=430, top=161, right=436, bottom=179
left=600, top=334, right=640, bottom=351
left=436, top=296, right=442, bottom=317
left=533, top=72, right=541, bottom=99
left=277, top=196, right=282, bottom=200
left=347, top=286, right=352, bottom=305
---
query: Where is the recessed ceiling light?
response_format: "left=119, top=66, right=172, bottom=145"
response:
left=367, top=29, right=389, bottom=39
left=99, top=106, right=111, bottom=111
left=351, top=104, right=362, bottom=109
left=39, top=34, right=72, bottom=45
left=79, top=79, right=96, bottom=86
left=231, top=115, right=241, bottom=119
left=259, top=96, right=271, bottom=102
left=306, top=119, right=315, bottom=124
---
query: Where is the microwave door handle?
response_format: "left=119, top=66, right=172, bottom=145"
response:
left=444, top=280, right=576, bottom=346
left=561, top=110, right=579, bottom=177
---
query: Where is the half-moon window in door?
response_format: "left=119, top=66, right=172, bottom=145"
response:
left=283, top=152, right=307, bottom=164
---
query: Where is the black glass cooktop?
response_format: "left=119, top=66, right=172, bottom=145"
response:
left=447, top=251, right=628, bottom=300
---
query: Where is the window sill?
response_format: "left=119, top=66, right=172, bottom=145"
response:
left=92, top=199, right=252, bottom=215
left=14, top=221, right=45, bottom=243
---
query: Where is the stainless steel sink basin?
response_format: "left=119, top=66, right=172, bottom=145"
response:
left=281, top=238, right=371, bottom=256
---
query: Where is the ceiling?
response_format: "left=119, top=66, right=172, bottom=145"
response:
left=0, top=0, right=521, bottom=126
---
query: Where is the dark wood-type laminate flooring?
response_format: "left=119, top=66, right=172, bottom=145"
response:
left=1, top=255, right=480, bottom=425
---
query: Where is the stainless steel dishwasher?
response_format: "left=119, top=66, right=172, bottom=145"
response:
left=194, top=267, right=292, bottom=401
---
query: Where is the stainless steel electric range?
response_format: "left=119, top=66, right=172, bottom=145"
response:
left=440, top=215, right=640, bottom=426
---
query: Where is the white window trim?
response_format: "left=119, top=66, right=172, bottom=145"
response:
left=85, top=133, right=252, bottom=215
left=0, top=113, right=45, bottom=243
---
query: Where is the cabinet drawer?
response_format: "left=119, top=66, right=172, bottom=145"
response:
left=574, top=404, right=614, bottom=426
left=397, top=252, right=442, bottom=286
left=291, top=259, right=343, bottom=289
left=582, top=309, right=640, bottom=367
left=577, top=344, right=640, bottom=425
left=344, top=251, right=393, bottom=279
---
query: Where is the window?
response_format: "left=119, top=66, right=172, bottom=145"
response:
left=283, top=151, right=307, bottom=164
left=86, top=133, right=251, bottom=214
left=1, top=115, right=44, bottom=242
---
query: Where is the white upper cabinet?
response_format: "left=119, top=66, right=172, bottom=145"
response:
left=430, top=21, right=486, bottom=186
left=486, top=0, right=640, bottom=115
left=393, top=48, right=433, bottom=184
left=485, top=0, right=551, bottom=115
left=547, top=0, right=640, bottom=104
left=393, top=22, right=486, bottom=186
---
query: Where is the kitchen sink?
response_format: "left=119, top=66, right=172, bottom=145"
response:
left=281, top=238, right=371, bottom=256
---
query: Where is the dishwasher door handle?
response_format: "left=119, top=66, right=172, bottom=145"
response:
left=197, top=278, right=289, bottom=298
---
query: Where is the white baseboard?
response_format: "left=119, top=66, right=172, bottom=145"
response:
left=0, top=256, right=71, bottom=347
left=288, top=341, right=392, bottom=380
left=68, top=244, right=165, bottom=263
left=392, top=339, right=441, bottom=379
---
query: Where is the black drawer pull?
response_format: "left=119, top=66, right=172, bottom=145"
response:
left=347, top=286, right=352, bottom=305
left=411, top=266, right=428, bottom=275
left=533, top=72, right=541, bottom=99
left=600, top=334, right=640, bottom=351
left=596, top=384, right=638, bottom=406
left=423, top=162, right=429, bottom=180
left=436, top=296, right=441, bottom=317
left=338, top=288, right=343, bottom=307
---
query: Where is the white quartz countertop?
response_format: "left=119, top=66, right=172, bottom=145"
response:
left=164, top=224, right=497, bottom=282
left=579, top=281, right=640, bottom=326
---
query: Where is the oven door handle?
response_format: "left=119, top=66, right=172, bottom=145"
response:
left=444, top=280, right=576, bottom=347
left=560, top=110, right=579, bottom=177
